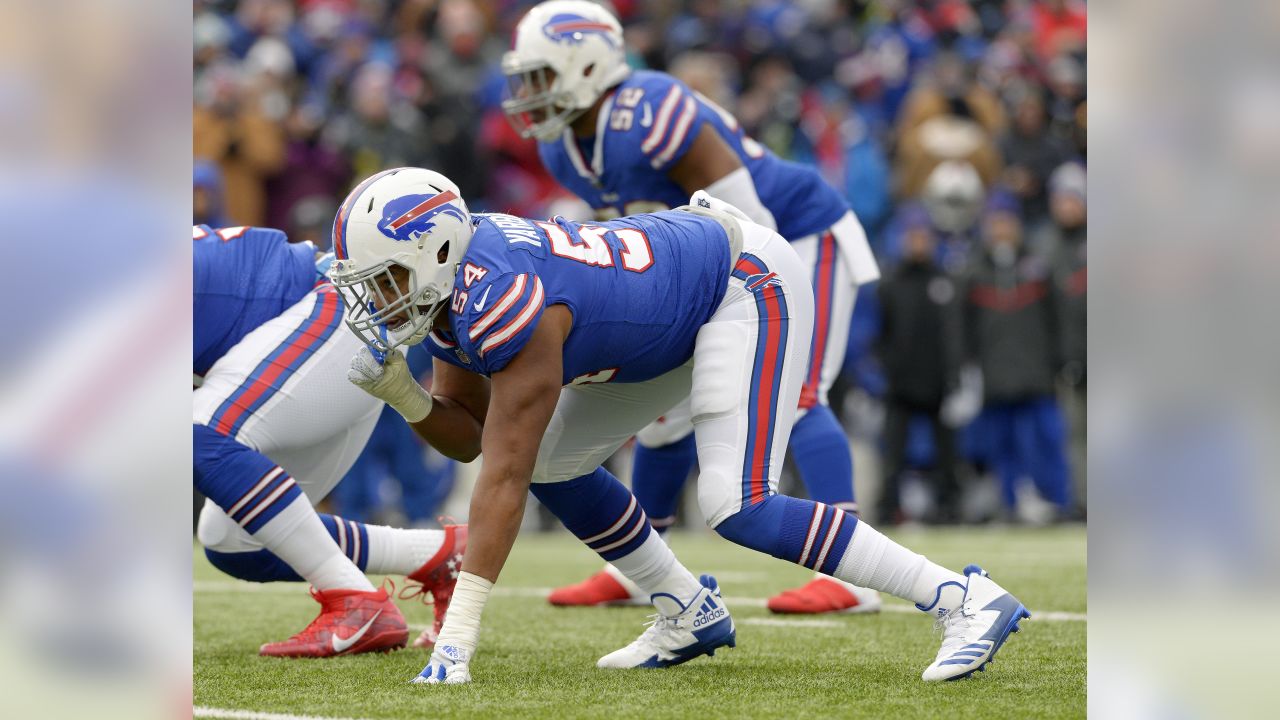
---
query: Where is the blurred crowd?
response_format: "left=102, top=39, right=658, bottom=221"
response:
left=194, top=0, right=1087, bottom=526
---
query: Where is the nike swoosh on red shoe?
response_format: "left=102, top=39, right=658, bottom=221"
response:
left=331, top=609, right=383, bottom=653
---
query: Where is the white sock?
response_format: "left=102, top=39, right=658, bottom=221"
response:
left=609, top=532, right=702, bottom=603
left=255, top=500, right=374, bottom=591
left=833, top=521, right=964, bottom=611
left=361, top=524, right=445, bottom=575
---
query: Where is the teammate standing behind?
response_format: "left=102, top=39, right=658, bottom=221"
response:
left=503, top=0, right=881, bottom=615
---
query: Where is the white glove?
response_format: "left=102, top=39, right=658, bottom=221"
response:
left=941, top=365, right=984, bottom=428
left=348, top=345, right=433, bottom=423
left=410, top=644, right=471, bottom=685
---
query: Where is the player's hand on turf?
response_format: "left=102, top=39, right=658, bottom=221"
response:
left=411, top=644, right=471, bottom=685
left=348, top=345, right=433, bottom=422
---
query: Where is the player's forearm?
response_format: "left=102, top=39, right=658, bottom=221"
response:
left=460, top=466, right=530, bottom=583
left=408, top=396, right=484, bottom=462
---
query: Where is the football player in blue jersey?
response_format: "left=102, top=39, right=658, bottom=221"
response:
left=193, top=224, right=467, bottom=656
left=502, top=0, right=883, bottom=614
left=333, top=167, right=1028, bottom=684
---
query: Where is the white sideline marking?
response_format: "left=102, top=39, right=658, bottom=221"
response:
left=196, top=581, right=1086, bottom=621
left=742, top=617, right=845, bottom=628
left=194, top=707, right=373, bottom=720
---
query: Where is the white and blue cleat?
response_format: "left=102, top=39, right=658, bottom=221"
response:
left=597, top=574, right=736, bottom=669
left=921, top=565, right=1031, bottom=682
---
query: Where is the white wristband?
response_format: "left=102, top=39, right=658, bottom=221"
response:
left=434, top=571, right=493, bottom=656
left=705, top=166, right=777, bottom=231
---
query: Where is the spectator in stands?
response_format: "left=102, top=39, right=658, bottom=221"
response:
left=322, top=62, right=433, bottom=182
left=193, top=62, right=287, bottom=226
left=894, top=51, right=1005, bottom=198
left=962, top=192, right=1073, bottom=519
left=193, top=161, right=228, bottom=228
left=999, top=84, right=1075, bottom=227
left=876, top=205, right=965, bottom=524
left=1037, top=162, right=1087, bottom=508
left=265, top=103, right=348, bottom=231
left=918, top=160, right=986, bottom=273
left=287, top=196, right=339, bottom=250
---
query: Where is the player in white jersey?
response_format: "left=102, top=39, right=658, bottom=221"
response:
left=503, top=0, right=881, bottom=614
left=193, top=225, right=465, bottom=656
left=332, top=167, right=1029, bottom=685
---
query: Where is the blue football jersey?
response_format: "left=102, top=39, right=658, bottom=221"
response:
left=538, top=69, right=848, bottom=240
left=422, top=210, right=732, bottom=383
left=193, top=225, right=319, bottom=376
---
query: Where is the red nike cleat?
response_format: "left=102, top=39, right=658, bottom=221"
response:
left=766, top=577, right=883, bottom=615
left=259, top=586, right=408, bottom=658
left=401, top=523, right=467, bottom=648
left=547, top=567, right=647, bottom=607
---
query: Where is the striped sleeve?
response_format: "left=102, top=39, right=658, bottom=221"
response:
left=637, top=83, right=705, bottom=172
left=461, top=272, right=546, bottom=374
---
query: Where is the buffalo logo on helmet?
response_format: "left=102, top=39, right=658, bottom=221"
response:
left=377, top=191, right=467, bottom=242
left=542, top=13, right=617, bottom=48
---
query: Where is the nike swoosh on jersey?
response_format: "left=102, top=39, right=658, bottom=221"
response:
left=640, top=102, right=653, bottom=128
left=472, top=286, right=493, bottom=312
left=331, top=609, right=382, bottom=653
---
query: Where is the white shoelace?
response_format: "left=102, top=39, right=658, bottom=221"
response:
left=627, top=613, right=682, bottom=650
left=933, top=605, right=977, bottom=659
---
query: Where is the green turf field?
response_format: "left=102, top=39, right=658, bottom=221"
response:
left=194, top=525, right=1085, bottom=720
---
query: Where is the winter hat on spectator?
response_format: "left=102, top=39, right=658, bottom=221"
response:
left=899, top=202, right=934, bottom=232
left=194, top=13, right=230, bottom=55
left=245, top=37, right=296, bottom=79
left=983, top=188, right=1021, bottom=219
left=1049, top=162, right=1086, bottom=202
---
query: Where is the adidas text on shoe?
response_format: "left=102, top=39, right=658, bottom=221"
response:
left=597, top=574, right=736, bottom=669
left=921, top=565, right=1031, bottom=681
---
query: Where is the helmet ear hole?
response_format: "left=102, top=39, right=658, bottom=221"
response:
left=437, top=240, right=450, bottom=264
left=583, top=62, right=595, bottom=77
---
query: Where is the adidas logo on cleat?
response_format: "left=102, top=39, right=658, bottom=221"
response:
left=694, top=607, right=726, bottom=628
left=693, top=597, right=726, bottom=628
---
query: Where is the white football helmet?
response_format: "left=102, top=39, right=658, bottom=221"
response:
left=501, top=0, right=629, bottom=142
left=329, top=167, right=472, bottom=353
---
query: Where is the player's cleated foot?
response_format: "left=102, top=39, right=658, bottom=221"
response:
left=766, top=576, right=883, bottom=615
left=401, top=523, right=468, bottom=648
left=597, top=574, right=736, bottom=669
left=548, top=565, right=647, bottom=607
left=921, top=565, right=1031, bottom=681
left=259, top=586, right=407, bottom=658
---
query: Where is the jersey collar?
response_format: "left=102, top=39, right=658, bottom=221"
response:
left=560, top=90, right=615, bottom=187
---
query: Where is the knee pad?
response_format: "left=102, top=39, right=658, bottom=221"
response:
left=696, top=466, right=747, bottom=530
left=196, top=499, right=259, bottom=553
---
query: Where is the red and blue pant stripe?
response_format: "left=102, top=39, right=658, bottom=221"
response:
left=713, top=252, right=857, bottom=577
left=208, top=287, right=342, bottom=439
left=800, top=230, right=838, bottom=410
left=730, top=253, right=790, bottom=507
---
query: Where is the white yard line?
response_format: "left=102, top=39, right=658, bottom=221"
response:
left=741, top=617, right=846, bottom=628
left=195, top=582, right=1086, bottom=622
left=194, top=707, right=374, bottom=720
